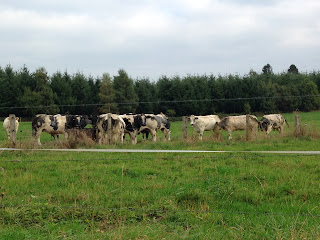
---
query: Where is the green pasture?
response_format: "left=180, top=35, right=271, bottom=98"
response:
left=1, top=112, right=320, bottom=239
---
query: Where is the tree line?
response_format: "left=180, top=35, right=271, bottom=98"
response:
left=0, top=64, right=320, bottom=118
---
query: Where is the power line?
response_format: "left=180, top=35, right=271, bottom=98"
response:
left=0, top=94, right=319, bottom=110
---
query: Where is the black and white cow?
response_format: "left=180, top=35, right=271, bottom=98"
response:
left=32, top=114, right=90, bottom=145
left=155, top=113, right=171, bottom=141
left=259, top=114, right=289, bottom=135
left=95, top=114, right=125, bottom=144
left=120, top=114, right=146, bottom=144
left=139, top=113, right=171, bottom=141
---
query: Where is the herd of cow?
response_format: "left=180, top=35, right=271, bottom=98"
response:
left=189, top=114, right=289, bottom=140
left=3, top=113, right=288, bottom=145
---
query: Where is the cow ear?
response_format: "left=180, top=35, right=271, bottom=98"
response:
left=195, top=117, right=198, bottom=120
left=16, top=117, right=19, bottom=121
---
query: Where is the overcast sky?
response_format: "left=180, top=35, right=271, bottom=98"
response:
left=1, top=0, right=319, bottom=81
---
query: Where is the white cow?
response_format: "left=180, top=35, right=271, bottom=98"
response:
left=259, top=114, right=289, bottom=135
left=96, top=114, right=125, bottom=144
left=3, top=117, right=19, bottom=140
left=216, top=115, right=259, bottom=140
left=189, top=115, right=221, bottom=140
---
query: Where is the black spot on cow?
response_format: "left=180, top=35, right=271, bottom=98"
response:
left=102, top=117, right=117, bottom=131
left=123, top=118, right=134, bottom=132
left=32, top=115, right=45, bottom=136
left=49, top=115, right=59, bottom=131
left=259, top=118, right=270, bottom=131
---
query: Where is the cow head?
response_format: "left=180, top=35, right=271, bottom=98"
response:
left=189, top=115, right=198, bottom=126
left=79, top=115, right=90, bottom=129
left=66, top=115, right=80, bottom=129
left=133, top=114, right=146, bottom=128
left=258, top=118, right=270, bottom=132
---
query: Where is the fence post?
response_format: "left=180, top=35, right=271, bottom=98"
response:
left=182, top=116, right=188, bottom=139
left=107, top=113, right=112, bottom=144
left=295, top=114, right=300, bottom=136
left=9, top=114, right=17, bottom=148
left=245, top=114, right=249, bottom=141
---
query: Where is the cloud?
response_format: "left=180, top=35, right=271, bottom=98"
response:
left=0, top=0, right=319, bottom=79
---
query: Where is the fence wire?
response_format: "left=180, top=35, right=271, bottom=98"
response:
left=1, top=153, right=320, bottom=164
left=1, top=204, right=319, bottom=218
left=0, top=94, right=319, bottom=110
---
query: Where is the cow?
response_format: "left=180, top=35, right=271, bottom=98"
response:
left=138, top=114, right=159, bottom=142
left=95, top=114, right=125, bottom=144
left=32, top=114, right=90, bottom=145
left=259, top=114, right=289, bottom=135
left=119, top=114, right=146, bottom=144
left=139, top=113, right=171, bottom=141
left=156, top=113, right=171, bottom=141
left=189, top=115, right=220, bottom=140
left=3, top=117, right=19, bottom=140
left=216, top=115, right=259, bottom=140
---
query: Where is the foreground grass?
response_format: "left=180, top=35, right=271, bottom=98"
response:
left=0, top=150, right=320, bottom=239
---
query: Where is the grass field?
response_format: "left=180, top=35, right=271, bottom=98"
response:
left=1, top=112, right=320, bottom=239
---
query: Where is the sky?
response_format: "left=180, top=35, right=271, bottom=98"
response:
left=0, top=0, right=319, bottom=81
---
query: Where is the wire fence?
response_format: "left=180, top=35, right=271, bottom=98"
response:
left=1, top=153, right=320, bottom=164
left=0, top=94, right=319, bottom=110
left=1, top=204, right=319, bottom=218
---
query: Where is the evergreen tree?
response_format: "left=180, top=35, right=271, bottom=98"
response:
left=113, top=69, right=138, bottom=113
left=288, top=64, right=299, bottom=74
left=22, top=67, right=58, bottom=116
left=134, top=78, right=157, bottom=113
left=99, top=73, right=117, bottom=113
left=262, top=63, right=273, bottom=75
left=71, top=73, right=91, bottom=114
left=50, top=71, right=76, bottom=114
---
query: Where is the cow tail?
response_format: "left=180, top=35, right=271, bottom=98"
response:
left=284, top=117, right=289, bottom=128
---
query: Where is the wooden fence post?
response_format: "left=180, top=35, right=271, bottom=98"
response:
left=182, top=116, right=188, bottom=139
left=107, top=113, right=112, bottom=144
left=295, top=114, right=300, bottom=136
left=9, top=114, right=17, bottom=148
left=245, top=114, right=249, bottom=141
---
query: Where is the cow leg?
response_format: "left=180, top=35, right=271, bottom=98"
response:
left=6, top=129, right=10, bottom=139
left=166, top=129, right=171, bottom=141
left=34, top=132, right=42, bottom=146
left=266, top=125, right=273, bottom=136
left=97, top=131, right=103, bottom=144
left=228, top=130, right=233, bottom=140
left=120, top=131, right=124, bottom=143
left=213, top=128, right=221, bottom=140
left=64, top=132, right=69, bottom=141
left=130, top=132, right=137, bottom=144
left=150, top=129, right=157, bottom=142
